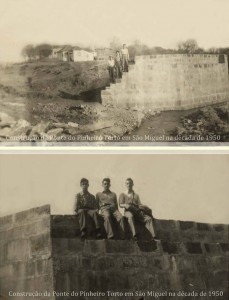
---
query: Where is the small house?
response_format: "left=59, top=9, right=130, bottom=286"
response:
left=52, top=47, right=64, bottom=60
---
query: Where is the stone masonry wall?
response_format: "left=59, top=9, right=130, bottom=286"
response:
left=0, top=205, right=55, bottom=300
left=51, top=216, right=229, bottom=300
left=0, top=205, right=228, bottom=300
left=101, top=54, right=229, bottom=111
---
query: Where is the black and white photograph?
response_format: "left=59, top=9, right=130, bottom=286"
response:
left=0, top=154, right=228, bottom=299
left=0, top=0, right=229, bottom=146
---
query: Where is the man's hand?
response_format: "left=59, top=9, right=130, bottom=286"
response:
left=123, top=204, right=131, bottom=209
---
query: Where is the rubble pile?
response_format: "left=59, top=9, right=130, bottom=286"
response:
left=0, top=104, right=145, bottom=142
left=0, top=112, right=80, bottom=141
left=174, top=103, right=229, bottom=141
left=33, top=103, right=98, bottom=125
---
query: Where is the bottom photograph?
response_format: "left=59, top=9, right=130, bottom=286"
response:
left=0, top=154, right=228, bottom=300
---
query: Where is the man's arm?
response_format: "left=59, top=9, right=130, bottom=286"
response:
left=136, top=194, right=142, bottom=206
left=74, top=194, right=80, bottom=214
left=96, top=193, right=100, bottom=210
left=119, top=193, right=131, bottom=209
left=114, top=194, right=119, bottom=210
left=93, top=194, right=99, bottom=211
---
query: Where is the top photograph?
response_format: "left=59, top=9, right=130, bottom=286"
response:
left=0, top=0, right=229, bottom=146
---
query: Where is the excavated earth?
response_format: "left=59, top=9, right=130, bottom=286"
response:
left=0, top=60, right=144, bottom=143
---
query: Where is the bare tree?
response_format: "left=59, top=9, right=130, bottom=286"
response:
left=177, top=39, right=199, bottom=54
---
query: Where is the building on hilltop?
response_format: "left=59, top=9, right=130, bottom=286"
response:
left=72, top=48, right=95, bottom=62
left=51, top=47, right=64, bottom=60
left=51, top=46, right=96, bottom=62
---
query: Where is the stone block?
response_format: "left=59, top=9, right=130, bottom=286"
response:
left=161, top=242, right=180, bottom=254
left=33, top=274, right=55, bottom=296
left=2, top=219, right=51, bottom=241
left=204, top=243, right=222, bottom=254
left=91, top=256, right=116, bottom=270
left=0, top=243, right=8, bottom=265
left=179, top=221, right=196, bottom=231
left=219, top=243, right=229, bottom=252
left=15, top=205, right=50, bottom=225
left=35, top=259, right=53, bottom=276
left=0, top=214, right=13, bottom=232
left=213, top=224, right=228, bottom=232
left=196, top=222, right=210, bottom=231
left=68, top=238, right=87, bottom=253
left=127, top=269, right=149, bottom=291
left=52, top=238, right=84, bottom=256
left=137, top=240, right=159, bottom=253
left=0, top=264, right=14, bottom=278
left=156, top=230, right=181, bottom=242
left=178, top=272, right=206, bottom=291
left=147, top=256, right=170, bottom=271
left=207, top=270, right=229, bottom=290
left=82, top=240, right=106, bottom=255
left=7, top=239, right=30, bottom=261
left=206, top=255, right=228, bottom=271
left=118, top=255, right=149, bottom=269
left=29, top=233, right=51, bottom=257
left=11, top=261, right=26, bottom=278
left=185, top=242, right=203, bottom=254
left=51, top=225, right=80, bottom=238
left=155, top=219, right=178, bottom=231
left=175, top=256, right=200, bottom=273
left=104, top=240, right=137, bottom=254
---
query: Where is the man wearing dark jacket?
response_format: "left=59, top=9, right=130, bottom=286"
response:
left=74, top=178, right=101, bottom=239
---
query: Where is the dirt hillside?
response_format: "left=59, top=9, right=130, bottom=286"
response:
left=0, top=60, right=109, bottom=99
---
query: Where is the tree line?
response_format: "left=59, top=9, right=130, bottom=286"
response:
left=21, top=44, right=52, bottom=60
left=22, top=39, right=229, bottom=61
left=110, top=37, right=229, bottom=59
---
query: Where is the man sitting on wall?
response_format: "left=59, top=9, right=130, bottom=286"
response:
left=96, top=178, right=125, bottom=239
left=119, top=178, right=156, bottom=241
left=74, top=178, right=102, bottom=239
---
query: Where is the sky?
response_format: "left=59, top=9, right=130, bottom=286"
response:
left=0, top=0, right=229, bottom=62
left=0, top=154, right=229, bottom=224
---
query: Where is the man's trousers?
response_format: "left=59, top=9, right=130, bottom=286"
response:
left=125, top=210, right=156, bottom=238
left=100, top=209, right=125, bottom=239
left=77, top=209, right=100, bottom=232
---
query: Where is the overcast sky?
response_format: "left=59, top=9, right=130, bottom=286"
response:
left=0, top=154, right=228, bottom=224
left=0, top=0, right=229, bottom=62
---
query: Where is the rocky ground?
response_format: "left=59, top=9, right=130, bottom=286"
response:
left=174, top=103, right=229, bottom=141
left=126, top=102, right=229, bottom=143
left=0, top=98, right=144, bottom=143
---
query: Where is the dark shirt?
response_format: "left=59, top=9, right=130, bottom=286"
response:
left=96, top=190, right=118, bottom=212
left=74, top=192, right=98, bottom=213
